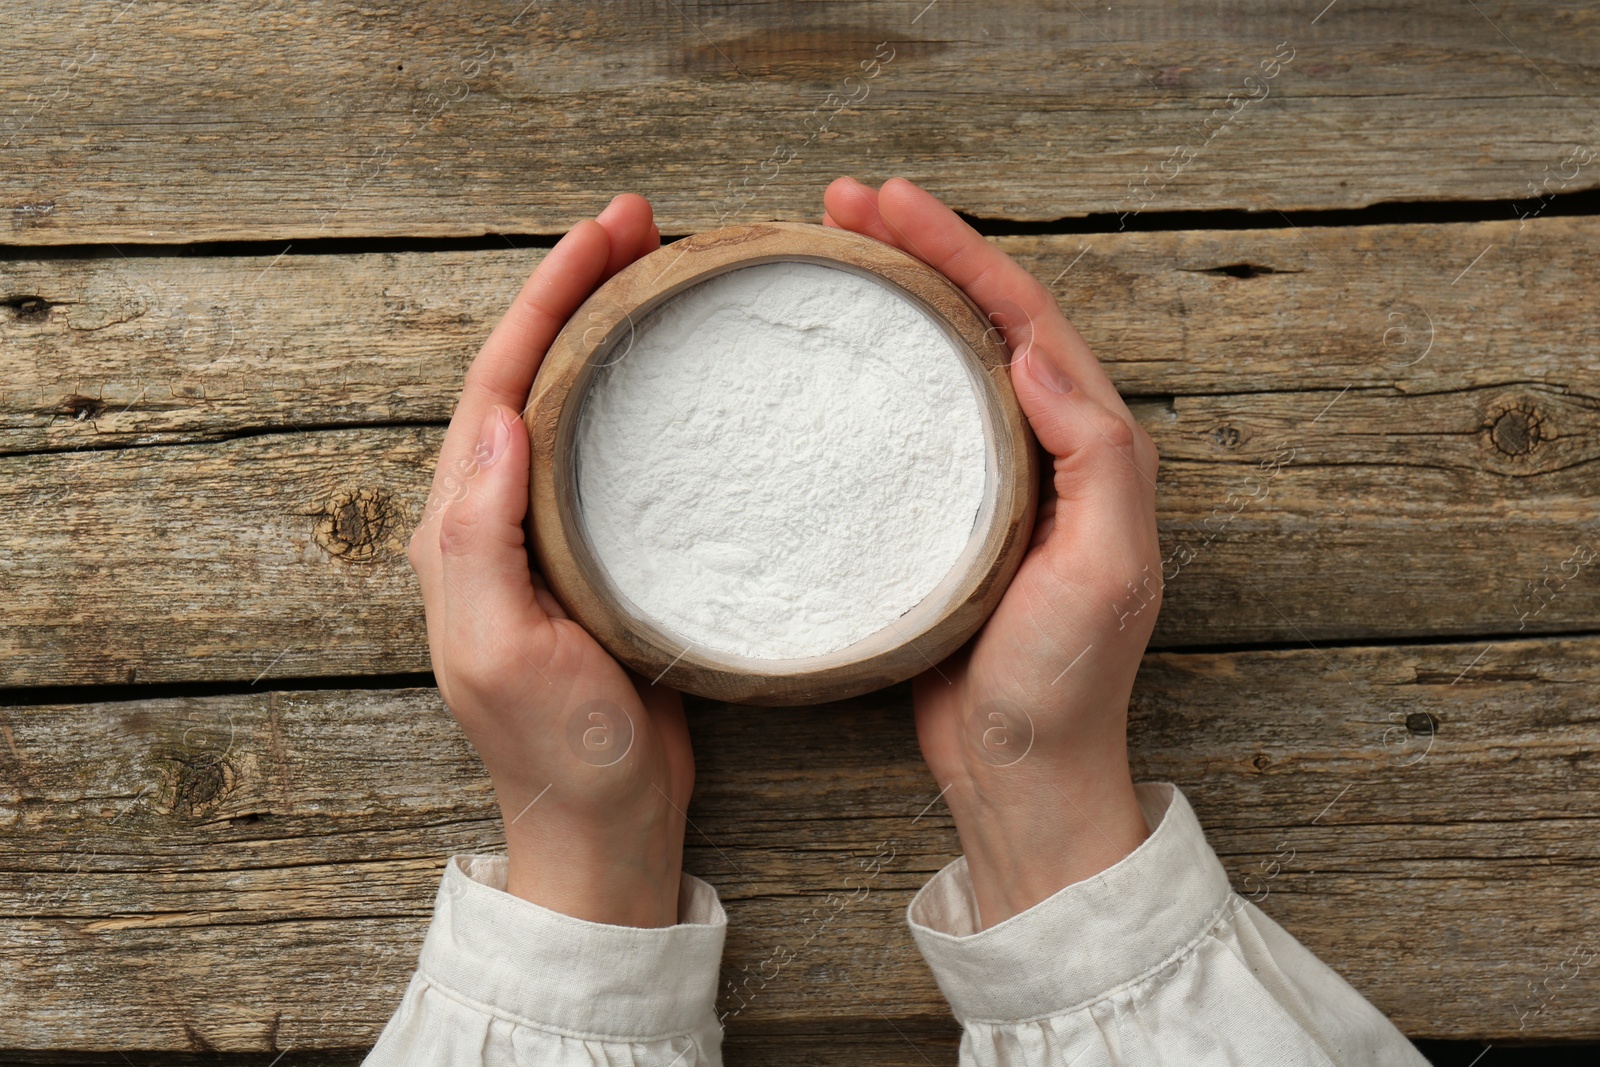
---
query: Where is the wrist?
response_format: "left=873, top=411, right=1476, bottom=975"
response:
left=946, top=746, right=1148, bottom=928
left=500, top=806, right=685, bottom=927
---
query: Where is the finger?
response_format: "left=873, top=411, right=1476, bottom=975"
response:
left=596, top=193, right=657, bottom=279
left=1020, top=339, right=1161, bottom=480
left=1015, top=345, right=1158, bottom=570
left=824, top=175, right=1149, bottom=470
left=860, top=177, right=1131, bottom=416
left=821, top=210, right=841, bottom=228
left=437, top=404, right=547, bottom=655
left=412, top=218, right=611, bottom=607
left=440, top=220, right=610, bottom=489
left=821, top=176, right=899, bottom=245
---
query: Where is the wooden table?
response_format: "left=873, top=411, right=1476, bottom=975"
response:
left=2, top=2, right=1597, bottom=1063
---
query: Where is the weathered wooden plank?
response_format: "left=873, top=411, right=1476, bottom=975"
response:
left=1, top=1, right=1594, bottom=244
left=0, top=247, right=510, bottom=454
left=0, top=1032, right=966, bottom=1067
left=5, top=393, right=1599, bottom=688
left=0, top=427, right=435, bottom=688
left=5, top=216, right=1596, bottom=455
left=721, top=1028, right=962, bottom=1067
left=0, top=1033, right=964, bottom=1067
left=4, top=218, right=1596, bottom=680
left=0, top=635, right=1595, bottom=1049
left=0, top=1056, right=369, bottom=1066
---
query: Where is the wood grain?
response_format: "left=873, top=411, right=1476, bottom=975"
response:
left=5, top=402, right=1598, bottom=686
left=0, top=635, right=1595, bottom=1049
left=3, top=0, right=1595, bottom=1059
left=1, top=1, right=1594, bottom=244
left=4, top=216, right=1596, bottom=688
left=5, top=216, right=1595, bottom=455
left=526, top=221, right=1037, bottom=705
left=0, top=1032, right=964, bottom=1067
left=0, top=426, right=435, bottom=688
left=0, top=1034, right=964, bottom=1067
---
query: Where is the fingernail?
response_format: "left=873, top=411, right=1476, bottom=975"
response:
left=477, top=407, right=511, bottom=469
left=1025, top=348, right=1074, bottom=395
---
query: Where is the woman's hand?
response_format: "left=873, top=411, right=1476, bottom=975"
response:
left=407, top=194, right=695, bottom=928
left=823, top=177, right=1163, bottom=929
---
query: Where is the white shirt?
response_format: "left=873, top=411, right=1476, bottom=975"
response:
left=363, top=784, right=1428, bottom=1066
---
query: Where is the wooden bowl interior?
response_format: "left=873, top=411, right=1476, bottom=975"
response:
left=560, top=261, right=1008, bottom=664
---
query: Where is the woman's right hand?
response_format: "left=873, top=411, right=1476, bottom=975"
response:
left=407, top=194, right=696, bottom=928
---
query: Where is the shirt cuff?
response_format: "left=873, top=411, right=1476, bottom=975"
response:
left=905, top=782, right=1233, bottom=1023
left=417, top=854, right=727, bottom=1042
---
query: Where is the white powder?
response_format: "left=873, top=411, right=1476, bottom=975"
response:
left=574, top=260, right=988, bottom=661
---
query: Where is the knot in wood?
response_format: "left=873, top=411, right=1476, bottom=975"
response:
left=1210, top=424, right=1244, bottom=449
left=158, top=748, right=234, bottom=818
left=1405, top=711, right=1438, bottom=736
left=1487, top=401, right=1544, bottom=458
left=60, top=394, right=103, bottom=421
left=6, top=295, right=51, bottom=323
left=313, top=488, right=396, bottom=563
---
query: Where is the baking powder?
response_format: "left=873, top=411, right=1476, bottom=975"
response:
left=574, top=260, right=987, bottom=660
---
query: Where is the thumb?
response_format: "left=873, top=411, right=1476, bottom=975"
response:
left=1011, top=345, right=1160, bottom=602
left=1014, top=346, right=1156, bottom=506
left=437, top=404, right=546, bottom=647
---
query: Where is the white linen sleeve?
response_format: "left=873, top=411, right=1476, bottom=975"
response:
left=363, top=854, right=727, bottom=1066
left=906, top=783, right=1430, bottom=1067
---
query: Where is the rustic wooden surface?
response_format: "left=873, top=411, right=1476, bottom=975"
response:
left=1, top=636, right=1596, bottom=1052
left=5, top=217, right=1600, bottom=453
left=4, top=220, right=1599, bottom=689
left=3, top=0, right=1598, bottom=1061
left=1, top=1, right=1595, bottom=243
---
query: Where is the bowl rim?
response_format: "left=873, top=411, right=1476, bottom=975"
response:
left=524, top=220, right=1038, bottom=706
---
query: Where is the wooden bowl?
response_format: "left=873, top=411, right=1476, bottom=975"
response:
left=524, top=221, right=1037, bottom=706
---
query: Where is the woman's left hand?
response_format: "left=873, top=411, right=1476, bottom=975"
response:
left=824, top=177, right=1162, bottom=929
